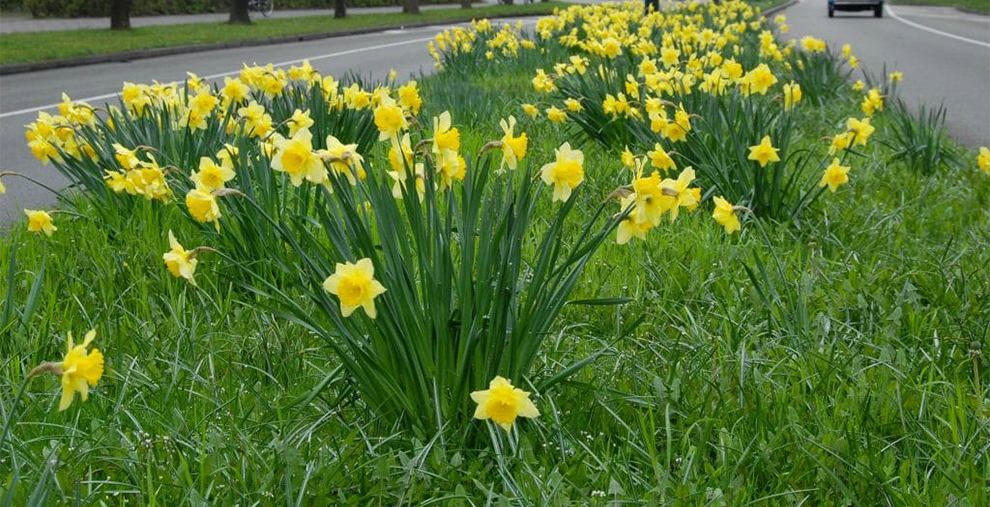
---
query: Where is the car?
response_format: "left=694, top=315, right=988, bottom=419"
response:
left=828, top=0, right=883, bottom=18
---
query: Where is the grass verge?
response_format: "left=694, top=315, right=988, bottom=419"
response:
left=891, top=0, right=990, bottom=12
left=0, top=2, right=568, bottom=66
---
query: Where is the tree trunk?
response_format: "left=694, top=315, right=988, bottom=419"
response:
left=334, top=0, right=346, bottom=18
left=402, top=0, right=420, bottom=14
left=110, top=0, right=131, bottom=30
left=229, top=0, right=251, bottom=24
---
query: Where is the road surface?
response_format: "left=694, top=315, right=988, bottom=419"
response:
left=780, top=0, right=990, bottom=149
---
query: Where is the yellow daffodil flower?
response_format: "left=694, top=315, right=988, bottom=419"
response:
left=747, top=136, right=781, bottom=167
left=57, top=330, right=104, bottom=411
left=192, top=157, right=236, bottom=191
left=163, top=230, right=199, bottom=286
left=819, top=158, right=850, bottom=192
left=540, top=142, right=584, bottom=202
left=846, top=117, right=875, bottom=146
left=288, top=109, right=314, bottom=138
left=498, top=116, right=528, bottom=171
left=272, top=128, right=325, bottom=187
left=322, top=258, right=387, bottom=318
left=185, top=185, right=222, bottom=230
left=373, top=94, right=407, bottom=143
left=546, top=106, right=567, bottom=124
left=25, top=209, right=56, bottom=237
left=783, top=82, right=802, bottom=111
left=712, top=196, right=741, bottom=234
left=979, top=147, right=990, bottom=175
left=470, top=376, right=540, bottom=432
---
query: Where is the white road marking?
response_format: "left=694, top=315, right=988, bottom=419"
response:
left=888, top=5, right=990, bottom=49
left=0, top=36, right=436, bottom=119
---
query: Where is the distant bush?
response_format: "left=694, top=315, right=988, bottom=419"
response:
left=19, top=0, right=460, bottom=18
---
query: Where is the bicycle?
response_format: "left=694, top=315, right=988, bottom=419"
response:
left=248, top=0, right=274, bottom=17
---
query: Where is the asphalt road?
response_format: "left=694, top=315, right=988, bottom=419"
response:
left=781, top=0, right=990, bottom=149
left=0, top=21, right=536, bottom=222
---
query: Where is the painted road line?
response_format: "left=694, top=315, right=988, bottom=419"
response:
left=888, top=5, right=990, bottom=49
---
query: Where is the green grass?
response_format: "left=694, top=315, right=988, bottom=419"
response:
left=2, top=7, right=990, bottom=505
left=892, top=0, right=990, bottom=12
left=0, top=2, right=569, bottom=66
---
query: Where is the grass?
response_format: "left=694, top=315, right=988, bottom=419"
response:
left=2, top=5, right=990, bottom=505
left=0, top=2, right=569, bottom=66
left=891, top=0, right=990, bottom=12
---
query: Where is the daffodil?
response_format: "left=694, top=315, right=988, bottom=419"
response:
left=25, top=209, right=56, bottom=236
left=979, top=147, right=990, bottom=175
left=272, top=128, right=325, bottom=186
left=221, top=77, right=250, bottom=105
left=540, top=142, right=584, bottom=202
left=192, top=157, right=236, bottom=190
left=829, top=132, right=851, bottom=155
left=322, top=258, right=387, bottom=318
left=397, top=81, right=422, bottom=115
left=631, top=171, right=667, bottom=226
left=432, top=111, right=461, bottom=154
left=741, top=64, right=777, bottom=96
left=185, top=185, right=222, bottom=230
left=616, top=209, right=654, bottom=245
left=323, top=135, right=365, bottom=184
left=889, top=71, right=903, bottom=83
left=498, top=116, right=528, bottom=171
left=783, top=82, right=802, bottom=111
left=470, top=376, right=540, bottom=432
left=648, top=143, right=676, bottom=171
left=819, top=158, right=850, bottom=192
left=712, top=196, right=741, bottom=234
left=163, top=230, right=198, bottom=286
left=26, top=329, right=105, bottom=412
left=546, top=106, right=567, bottom=124
left=564, top=98, right=583, bottom=112
left=521, top=103, right=540, bottom=118
left=288, top=109, right=314, bottom=138
left=747, top=136, right=781, bottom=167
left=659, top=167, right=699, bottom=221
left=861, top=88, right=884, bottom=116
left=845, top=117, right=874, bottom=147
left=373, top=94, right=407, bottom=143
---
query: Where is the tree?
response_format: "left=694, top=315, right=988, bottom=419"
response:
left=110, top=0, right=131, bottom=30
left=335, top=0, right=346, bottom=18
left=402, top=0, right=420, bottom=14
left=230, top=0, right=252, bottom=25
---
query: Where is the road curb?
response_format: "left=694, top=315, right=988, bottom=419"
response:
left=761, top=0, right=799, bottom=17
left=0, top=11, right=546, bottom=76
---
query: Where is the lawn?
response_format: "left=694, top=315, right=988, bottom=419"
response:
left=892, top=0, right=990, bottom=12
left=0, top=2, right=568, bottom=65
left=2, top=2, right=988, bottom=505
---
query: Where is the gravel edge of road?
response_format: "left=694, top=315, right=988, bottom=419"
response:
left=0, top=11, right=542, bottom=76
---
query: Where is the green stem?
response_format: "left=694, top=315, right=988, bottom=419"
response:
left=0, top=376, right=32, bottom=452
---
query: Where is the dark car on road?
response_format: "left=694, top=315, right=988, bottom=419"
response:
left=828, top=0, right=883, bottom=18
